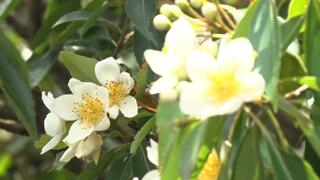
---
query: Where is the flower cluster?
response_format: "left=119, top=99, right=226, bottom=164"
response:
left=40, top=57, right=138, bottom=164
left=145, top=17, right=265, bottom=120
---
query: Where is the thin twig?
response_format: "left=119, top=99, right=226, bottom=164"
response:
left=0, top=119, right=28, bottom=135
left=284, top=85, right=309, bottom=99
left=213, top=0, right=236, bottom=29
left=112, top=18, right=131, bottom=58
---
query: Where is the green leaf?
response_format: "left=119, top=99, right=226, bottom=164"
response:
left=130, top=117, right=155, bottom=154
left=234, top=0, right=281, bottom=106
left=77, top=144, right=130, bottom=180
left=0, top=153, right=12, bottom=176
left=278, top=97, right=320, bottom=158
left=0, top=0, right=20, bottom=21
left=0, top=32, right=37, bottom=138
left=32, top=0, right=81, bottom=48
left=295, top=76, right=320, bottom=92
left=305, top=1, right=320, bottom=78
left=156, top=102, right=186, bottom=179
left=288, top=0, right=309, bottom=19
left=80, top=2, right=110, bottom=38
left=133, top=28, right=153, bottom=64
left=135, top=62, right=149, bottom=99
left=281, top=15, right=305, bottom=51
left=126, top=0, right=157, bottom=45
left=180, top=122, right=205, bottom=179
left=233, top=127, right=264, bottom=180
left=105, top=144, right=153, bottom=180
left=52, top=10, right=92, bottom=28
left=28, top=47, right=61, bottom=86
left=59, top=51, right=98, bottom=83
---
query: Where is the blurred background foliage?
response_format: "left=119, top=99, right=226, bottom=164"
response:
left=0, top=0, right=319, bottom=179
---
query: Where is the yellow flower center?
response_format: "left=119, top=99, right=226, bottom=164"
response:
left=198, top=152, right=221, bottom=180
left=73, top=94, right=105, bottom=126
left=208, top=70, right=240, bottom=103
left=105, top=81, right=126, bottom=107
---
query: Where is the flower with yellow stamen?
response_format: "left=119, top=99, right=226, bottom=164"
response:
left=180, top=38, right=265, bottom=119
left=50, top=78, right=110, bottom=144
left=95, top=57, right=138, bottom=119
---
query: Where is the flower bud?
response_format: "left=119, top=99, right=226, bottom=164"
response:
left=153, top=15, right=171, bottom=31
left=190, top=0, right=203, bottom=9
left=175, top=0, right=190, bottom=11
left=201, top=2, right=218, bottom=21
left=160, top=4, right=183, bottom=21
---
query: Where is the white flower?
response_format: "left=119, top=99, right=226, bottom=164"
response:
left=41, top=92, right=65, bottom=154
left=180, top=38, right=265, bottom=120
left=141, top=139, right=160, bottom=180
left=95, top=57, right=138, bottom=119
left=50, top=78, right=110, bottom=144
left=60, top=132, right=103, bottom=164
left=144, top=17, right=196, bottom=95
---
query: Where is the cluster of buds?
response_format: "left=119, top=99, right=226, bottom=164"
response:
left=153, top=0, right=219, bottom=31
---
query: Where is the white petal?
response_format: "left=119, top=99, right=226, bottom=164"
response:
left=179, top=83, right=215, bottom=120
left=217, top=38, right=255, bottom=72
left=44, top=112, right=65, bottom=136
left=109, top=105, right=120, bottom=119
left=95, top=86, right=110, bottom=110
left=60, top=144, right=78, bottom=163
left=144, top=50, right=173, bottom=76
left=149, top=76, right=178, bottom=94
left=95, top=116, right=110, bottom=131
left=41, top=134, right=63, bottom=154
left=142, top=170, right=160, bottom=180
left=147, top=139, right=158, bottom=166
left=63, top=121, right=94, bottom=144
left=239, top=72, right=265, bottom=102
left=119, top=72, right=135, bottom=94
left=166, top=17, right=196, bottom=61
left=95, top=57, right=120, bottom=84
left=75, top=133, right=102, bottom=158
left=42, top=92, right=54, bottom=111
left=186, top=51, right=216, bottom=82
left=51, top=95, right=78, bottom=120
left=119, top=96, right=138, bottom=118
left=68, top=78, right=82, bottom=95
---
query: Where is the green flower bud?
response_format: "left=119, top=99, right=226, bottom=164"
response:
left=175, top=0, right=190, bottom=11
left=160, top=4, right=183, bottom=21
left=190, top=0, right=203, bottom=9
left=160, top=4, right=172, bottom=17
left=153, top=15, right=171, bottom=31
left=201, top=2, right=218, bottom=21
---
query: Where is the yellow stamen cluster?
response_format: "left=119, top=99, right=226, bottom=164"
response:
left=208, top=70, right=240, bottom=103
left=198, top=152, right=221, bottom=180
left=73, top=94, right=105, bottom=127
left=105, top=81, right=126, bottom=107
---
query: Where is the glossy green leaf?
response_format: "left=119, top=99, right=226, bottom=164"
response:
left=77, top=144, right=129, bottom=180
left=52, top=10, right=92, bottom=28
left=130, top=117, right=155, bottom=154
left=305, top=1, right=320, bottom=78
left=234, top=0, right=281, bottom=106
left=281, top=15, right=305, bottom=51
left=295, top=76, right=320, bottom=91
left=126, top=0, right=157, bottom=45
left=0, top=0, right=20, bottom=21
left=135, top=62, right=149, bottom=99
left=288, top=0, right=309, bottom=19
left=233, top=127, right=264, bottom=180
left=80, top=2, right=110, bottom=38
left=59, top=51, right=98, bottom=83
left=0, top=32, right=37, bottom=138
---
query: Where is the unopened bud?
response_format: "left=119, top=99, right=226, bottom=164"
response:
left=201, top=2, right=218, bottom=21
left=160, top=4, right=183, bottom=21
left=175, top=0, right=190, bottom=11
left=190, top=0, right=203, bottom=9
left=153, top=15, right=171, bottom=31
